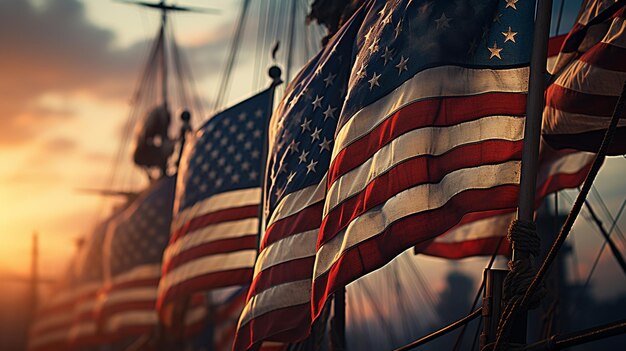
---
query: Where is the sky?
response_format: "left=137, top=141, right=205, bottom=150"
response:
left=0, top=0, right=323, bottom=280
left=0, top=0, right=625, bottom=312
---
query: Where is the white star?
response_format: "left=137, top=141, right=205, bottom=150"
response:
left=356, top=64, right=367, bottom=80
left=231, top=173, right=240, bottom=183
left=505, top=0, right=518, bottom=10
left=368, top=72, right=381, bottom=90
left=364, top=26, right=374, bottom=41
left=369, top=37, right=380, bottom=53
left=249, top=170, right=258, bottom=180
left=246, top=120, right=255, bottom=130
left=244, top=141, right=252, bottom=150
left=241, top=161, right=250, bottom=171
left=287, top=140, right=300, bottom=154
left=319, top=137, right=332, bottom=152
left=255, top=109, right=263, bottom=118
left=224, top=165, right=233, bottom=174
left=287, top=171, right=296, bottom=184
left=435, top=12, right=451, bottom=30
left=396, top=55, right=409, bottom=75
left=502, top=27, right=518, bottom=43
left=381, top=46, right=394, bottom=65
left=488, top=42, right=503, bottom=59
left=312, top=95, right=323, bottom=110
left=306, top=159, right=318, bottom=174
left=300, top=118, right=312, bottom=132
left=238, top=112, right=247, bottom=121
left=394, top=20, right=402, bottom=39
left=315, top=65, right=323, bottom=76
left=298, top=150, right=309, bottom=164
left=222, top=118, right=231, bottom=126
left=253, top=129, right=262, bottom=138
left=323, top=73, right=336, bottom=87
left=323, top=105, right=337, bottom=121
left=251, top=150, right=260, bottom=159
left=311, top=128, right=322, bottom=142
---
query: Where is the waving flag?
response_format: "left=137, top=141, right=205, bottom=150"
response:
left=27, top=264, right=78, bottom=351
left=233, top=6, right=367, bottom=350
left=98, top=176, right=175, bottom=340
left=157, top=88, right=274, bottom=311
left=415, top=140, right=594, bottom=258
left=543, top=0, right=626, bottom=154
left=312, top=0, right=537, bottom=318
left=67, top=220, right=111, bottom=349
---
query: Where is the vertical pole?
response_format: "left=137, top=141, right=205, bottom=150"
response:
left=29, top=232, right=39, bottom=319
left=332, top=288, right=347, bottom=351
left=176, top=110, right=192, bottom=169
left=511, top=0, right=553, bottom=344
left=481, top=269, right=507, bottom=350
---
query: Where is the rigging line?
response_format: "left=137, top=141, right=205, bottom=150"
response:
left=213, top=0, right=252, bottom=111
left=554, top=0, right=566, bottom=35
left=583, top=198, right=626, bottom=289
left=493, top=81, right=626, bottom=351
left=591, top=185, right=626, bottom=246
left=581, top=198, right=626, bottom=277
left=285, top=0, right=298, bottom=84
left=394, top=308, right=483, bottom=351
left=357, top=277, right=400, bottom=346
left=451, top=237, right=504, bottom=351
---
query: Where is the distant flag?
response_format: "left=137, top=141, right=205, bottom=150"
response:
left=27, top=264, right=78, bottom=351
left=67, top=219, right=111, bottom=349
left=543, top=0, right=626, bottom=154
left=212, top=288, right=247, bottom=351
left=312, top=0, right=537, bottom=318
left=232, top=6, right=367, bottom=350
left=98, top=176, right=175, bottom=341
left=157, top=87, right=275, bottom=312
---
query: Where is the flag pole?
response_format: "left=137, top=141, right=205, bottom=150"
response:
left=509, top=0, right=553, bottom=344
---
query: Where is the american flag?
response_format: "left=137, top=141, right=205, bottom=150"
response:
left=67, top=220, right=110, bottom=349
left=98, top=176, right=175, bottom=340
left=312, top=0, right=537, bottom=318
left=415, top=139, right=594, bottom=258
left=543, top=0, right=626, bottom=155
left=233, top=6, right=368, bottom=350
left=157, top=88, right=274, bottom=311
left=27, top=264, right=78, bottom=351
left=414, top=34, right=597, bottom=259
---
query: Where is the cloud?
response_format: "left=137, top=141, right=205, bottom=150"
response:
left=0, top=0, right=233, bottom=147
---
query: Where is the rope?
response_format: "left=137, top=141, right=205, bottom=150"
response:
left=493, top=79, right=626, bottom=350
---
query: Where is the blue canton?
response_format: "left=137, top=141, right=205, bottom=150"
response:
left=265, top=7, right=369, bottom=217
left=108, top=176, right=175, bottom=276
left=177, top=90, right=273, bottom=212
left=339, top=0, right=535, bottom=128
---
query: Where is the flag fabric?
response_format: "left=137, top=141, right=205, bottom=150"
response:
left=414, top=139, right=594, bottom=258
left=312, top=0, right=537, bottom=318
left=233, top=6, right=368, bottom=350
left=543, top=0, right=626, bottom=155
left=67, top=220, right=110, bottom=349
left=98, top=176, right=175, bottom=341
left=412, top=34, right=597, bottom=259
left=213, top=288, right=248, bottom=351
left=27, top=265, right=78, bottom=351
left=157, top=88, right=274, bottom=311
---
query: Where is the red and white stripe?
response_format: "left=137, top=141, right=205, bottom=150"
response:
left=233, top=179, right=326, bottom=350
left=97, top=264, right=161, bottom=339
left=543, top=1, right=626, bottom=154
left=312, top=64, right=531, bottom=317
left=67, top=283, right=103, bottom=349
left=213, top=291, right=247, bottom=351
left=416, top=142, right=594, bottom=258
left=27, top=288, right=77, bottom=351
left=157, top=188, right=260, bottom=309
